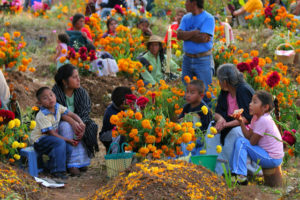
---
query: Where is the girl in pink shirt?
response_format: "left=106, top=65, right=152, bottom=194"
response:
left=231, top=90, right=284, bottom=184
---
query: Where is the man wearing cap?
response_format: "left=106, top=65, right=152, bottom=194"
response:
left=138, top=35, right=179, bottom=85
left=177, top=0, right=215, bottom=103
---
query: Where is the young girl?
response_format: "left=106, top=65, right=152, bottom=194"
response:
left=55, top=33, right=69, bottom=69
left=231, top=90, right=284, bottom=184
left=102, top=18, right=118, bottom=38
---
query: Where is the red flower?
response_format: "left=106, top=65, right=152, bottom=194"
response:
left=250, top=57, right=259, bottom=69
left=255, top=66, right=262, bottom=75
left=67, top=47, right=76, bottom=59
left=264, top=6, right=273, bottom=18
left=237, top=62, right=251, bottom=73
left=114, top=5, right=124, bottom=15
left=85, top=16, right=90, bottom=23
left=151, top=92, right=156, bottom=104
left=80, top=53, right=87, bottom=61
left=136, top=96, right=149, bottom=109
left=79, top=46, right=88, bottom=55
left=282, top=130, right=296, bottom=146
left=43, top=3, right=49, bottom=10
left=88, top=50, right=97, bottom=61
left=266, top=71, right=280, bottom=88
left=125, top=94, right=137, bottom=103
left=0, top=109, right=15, bottom=124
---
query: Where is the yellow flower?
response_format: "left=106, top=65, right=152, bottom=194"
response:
left=207, top=134, right=214, bottom=138
left=175, top=50, right=181, bottom=57
left=7, top=120, right=15, bottom=129
left=195, top=122, right=202, bottom=127
left=200, top=150, right=206, bottom=154
left=14, top=119, right=21, bottom=128
left=201, top=106, right=208, bottom=115
left=19, top=143, right=25, bottom=148
left=216, top=145, right=222, bottom=153
left=210, top=127, right=218, bottom=134
left=30, top=121, right=36, bottom=130
left=13, top=154, right=21, bottom=160
left=12, top=141, right=19, bottom=149
left=263, top=43, right=267, bottom=48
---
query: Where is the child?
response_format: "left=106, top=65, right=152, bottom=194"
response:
left=31, top=87, right=85, bottom=180
left=99, top=87, right=132, bottom=152
left=137, top=18, right=152, bottom=43
left=231, top=91, right=284, bottom=184
left=55, top=33, right=69, bottom=69
left=102, top=18, right=118, bottom=38
left=179, top=80, right=212, bottom=156
left=164, top=8, right=186, bottom=45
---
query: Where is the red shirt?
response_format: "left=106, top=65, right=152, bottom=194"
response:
left=68, top=27, right=93, bottom=41
left=164, top=23, right=179, bottom=45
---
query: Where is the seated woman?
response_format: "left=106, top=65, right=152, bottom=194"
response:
left=138, top=35, right=179, bottom=85
left=102, top=18, right=118, bottom=38
left=233, top=0, right=263, bottom=17
left=206, top=64, right=255, bottom=175
left=52, top=64, right=99, bottom=176
left=67, top=13, right=95, bottom=51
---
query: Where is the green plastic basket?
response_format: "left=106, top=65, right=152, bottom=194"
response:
left=190, top=155, right=218, bottom=172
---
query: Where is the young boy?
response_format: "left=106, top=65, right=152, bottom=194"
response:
left=179, top=80, right=212, bottom=156
left=137, top=18, right=152, bottom=43
left=31, top=87, right=85, bottom=180
left=99, top=87, right=132, bottom=152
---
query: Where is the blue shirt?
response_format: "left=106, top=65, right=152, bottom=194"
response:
left=179, top=11, right=215, bottom=54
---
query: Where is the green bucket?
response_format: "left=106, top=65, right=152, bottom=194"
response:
left=190, top=155, right=218, bottom=172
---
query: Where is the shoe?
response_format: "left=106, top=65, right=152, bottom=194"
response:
left=236, top=175, right=248, bottom=185
left=79, top=166, right=88, bottom=172
left=52, top=172, right=68, bottom=180
left=68, top=167, right=81, bottom=177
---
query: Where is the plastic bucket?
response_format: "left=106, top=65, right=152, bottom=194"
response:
left=190, top=155, right=218, bottom=172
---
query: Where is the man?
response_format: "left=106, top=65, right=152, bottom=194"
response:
left=177, top=0, right=215, bottom=103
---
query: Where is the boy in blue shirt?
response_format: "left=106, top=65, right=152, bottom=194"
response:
left=177, top=0, right=215, bottom=104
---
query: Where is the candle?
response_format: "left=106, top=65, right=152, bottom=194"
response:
left=166, top=25, right=172, bottom=73
left=224, top=18, right=230, bottom=46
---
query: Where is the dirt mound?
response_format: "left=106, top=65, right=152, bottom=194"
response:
left=0, top=162, right=42, bottom=200
left=5, top=72, right=43, bottom=111
left=80, top=75, right=134, bottom=117
left=88, top=159, right=234, bottom=200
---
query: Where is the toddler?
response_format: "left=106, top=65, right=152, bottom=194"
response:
left=231, top=90, right=284, bottom=184
left=55, top=33, right=69, bottom=69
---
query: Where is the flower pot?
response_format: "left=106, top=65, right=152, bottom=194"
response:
left=190, top=155, right=218, bottom=172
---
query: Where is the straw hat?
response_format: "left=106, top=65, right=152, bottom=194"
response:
left=147, top=35, right=163, bottom=44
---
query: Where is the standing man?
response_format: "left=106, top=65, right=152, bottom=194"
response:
left=177, top=0, right=215, bottom=104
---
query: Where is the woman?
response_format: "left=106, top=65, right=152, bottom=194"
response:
left=207, top=64, right=255, bottom=175
left=138, top=35, right=179, bottom=85
left=68, top=13, right=93, bottom=42
left=53, top=64, right=99, bottom=176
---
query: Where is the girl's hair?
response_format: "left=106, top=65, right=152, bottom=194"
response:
left=72, top=13, right=85, bottom=26
left=54, top=64, right=77, bottom=89
left=111, top=87, right=132, bottom=107
left=106, top=18, right=117, bottom=31
left=146, top=42, right=165, bottom=68
left=255, top=90, right=274, bottom=112
left=58, top=33, right=69, bottom=44
left=217, top=63, right=244, bottom=87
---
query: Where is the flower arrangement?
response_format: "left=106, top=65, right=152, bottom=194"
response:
left=0, top=110, right=36, bottom=163
left=245, top=3, right=299, bottom=31
left=213, top=43, right=237, bottom=70
left=0, top=32, right=34, bottom=72
left=117, top=58, right=143, bottom=79
left=31, top=1, right=49, bottom=18
left=0, top=0, right=22, bottom=14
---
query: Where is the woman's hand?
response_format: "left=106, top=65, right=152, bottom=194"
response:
left=215, top=116, right=226, bottom=132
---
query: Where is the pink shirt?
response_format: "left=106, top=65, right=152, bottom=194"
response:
left=227, top=93, right=239, bottom=116
left=250, top=113, right=284, bottom=159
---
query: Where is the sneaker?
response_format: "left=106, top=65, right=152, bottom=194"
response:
left=236, top=175, right=248, bottom=185
left=79, top=166, right=88, bottom=172
left=68, top=167, right=81, bottom=177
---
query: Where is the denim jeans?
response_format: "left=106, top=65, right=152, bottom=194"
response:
left=231, top=137, right=283, bottom=176
left=34, top=135, right=72, bottom=173
left=182, top=54, right=214, bottom=103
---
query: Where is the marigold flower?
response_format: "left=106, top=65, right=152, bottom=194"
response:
left=8, top=120, right=15, bottom=129
left=13, top=32, right=21, bottom=38
left=30, top=120, right=36, bottom=129
left=210, top=127, right=218, bottom=134
left=184, top=76, right=191, bottom=84
left=207, top=134, right=214, bottom=138
left=175, top=50, right=181, bottom=57
left=296, top=75, right=300, bottom=84
left=135, top=112, right=142, bottom=120
left=199, top=150, right=206, bottom=154
left=206, top=91, right=212, bottom=99
left=216, top=145, right=222, bottom=153
left=201, top=106, right=208, bottom=115
left=148, top=65, right=153, bottom=71
left=182, top=132, right=192, bottom=143
left=195, top=122, right=202, bottom=127
left=13, top=154, right=21, bottom=160
left=12, top=141, right=19, bottom=149
left=32, top=106, right=39, bottom=111
left=9, top=158, right=15, bottom=163
left=110, top=115, right=119, bottom=125
left=142, top=119, right=152, bottom=129
left=14, top=118, right=21, bottom=128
